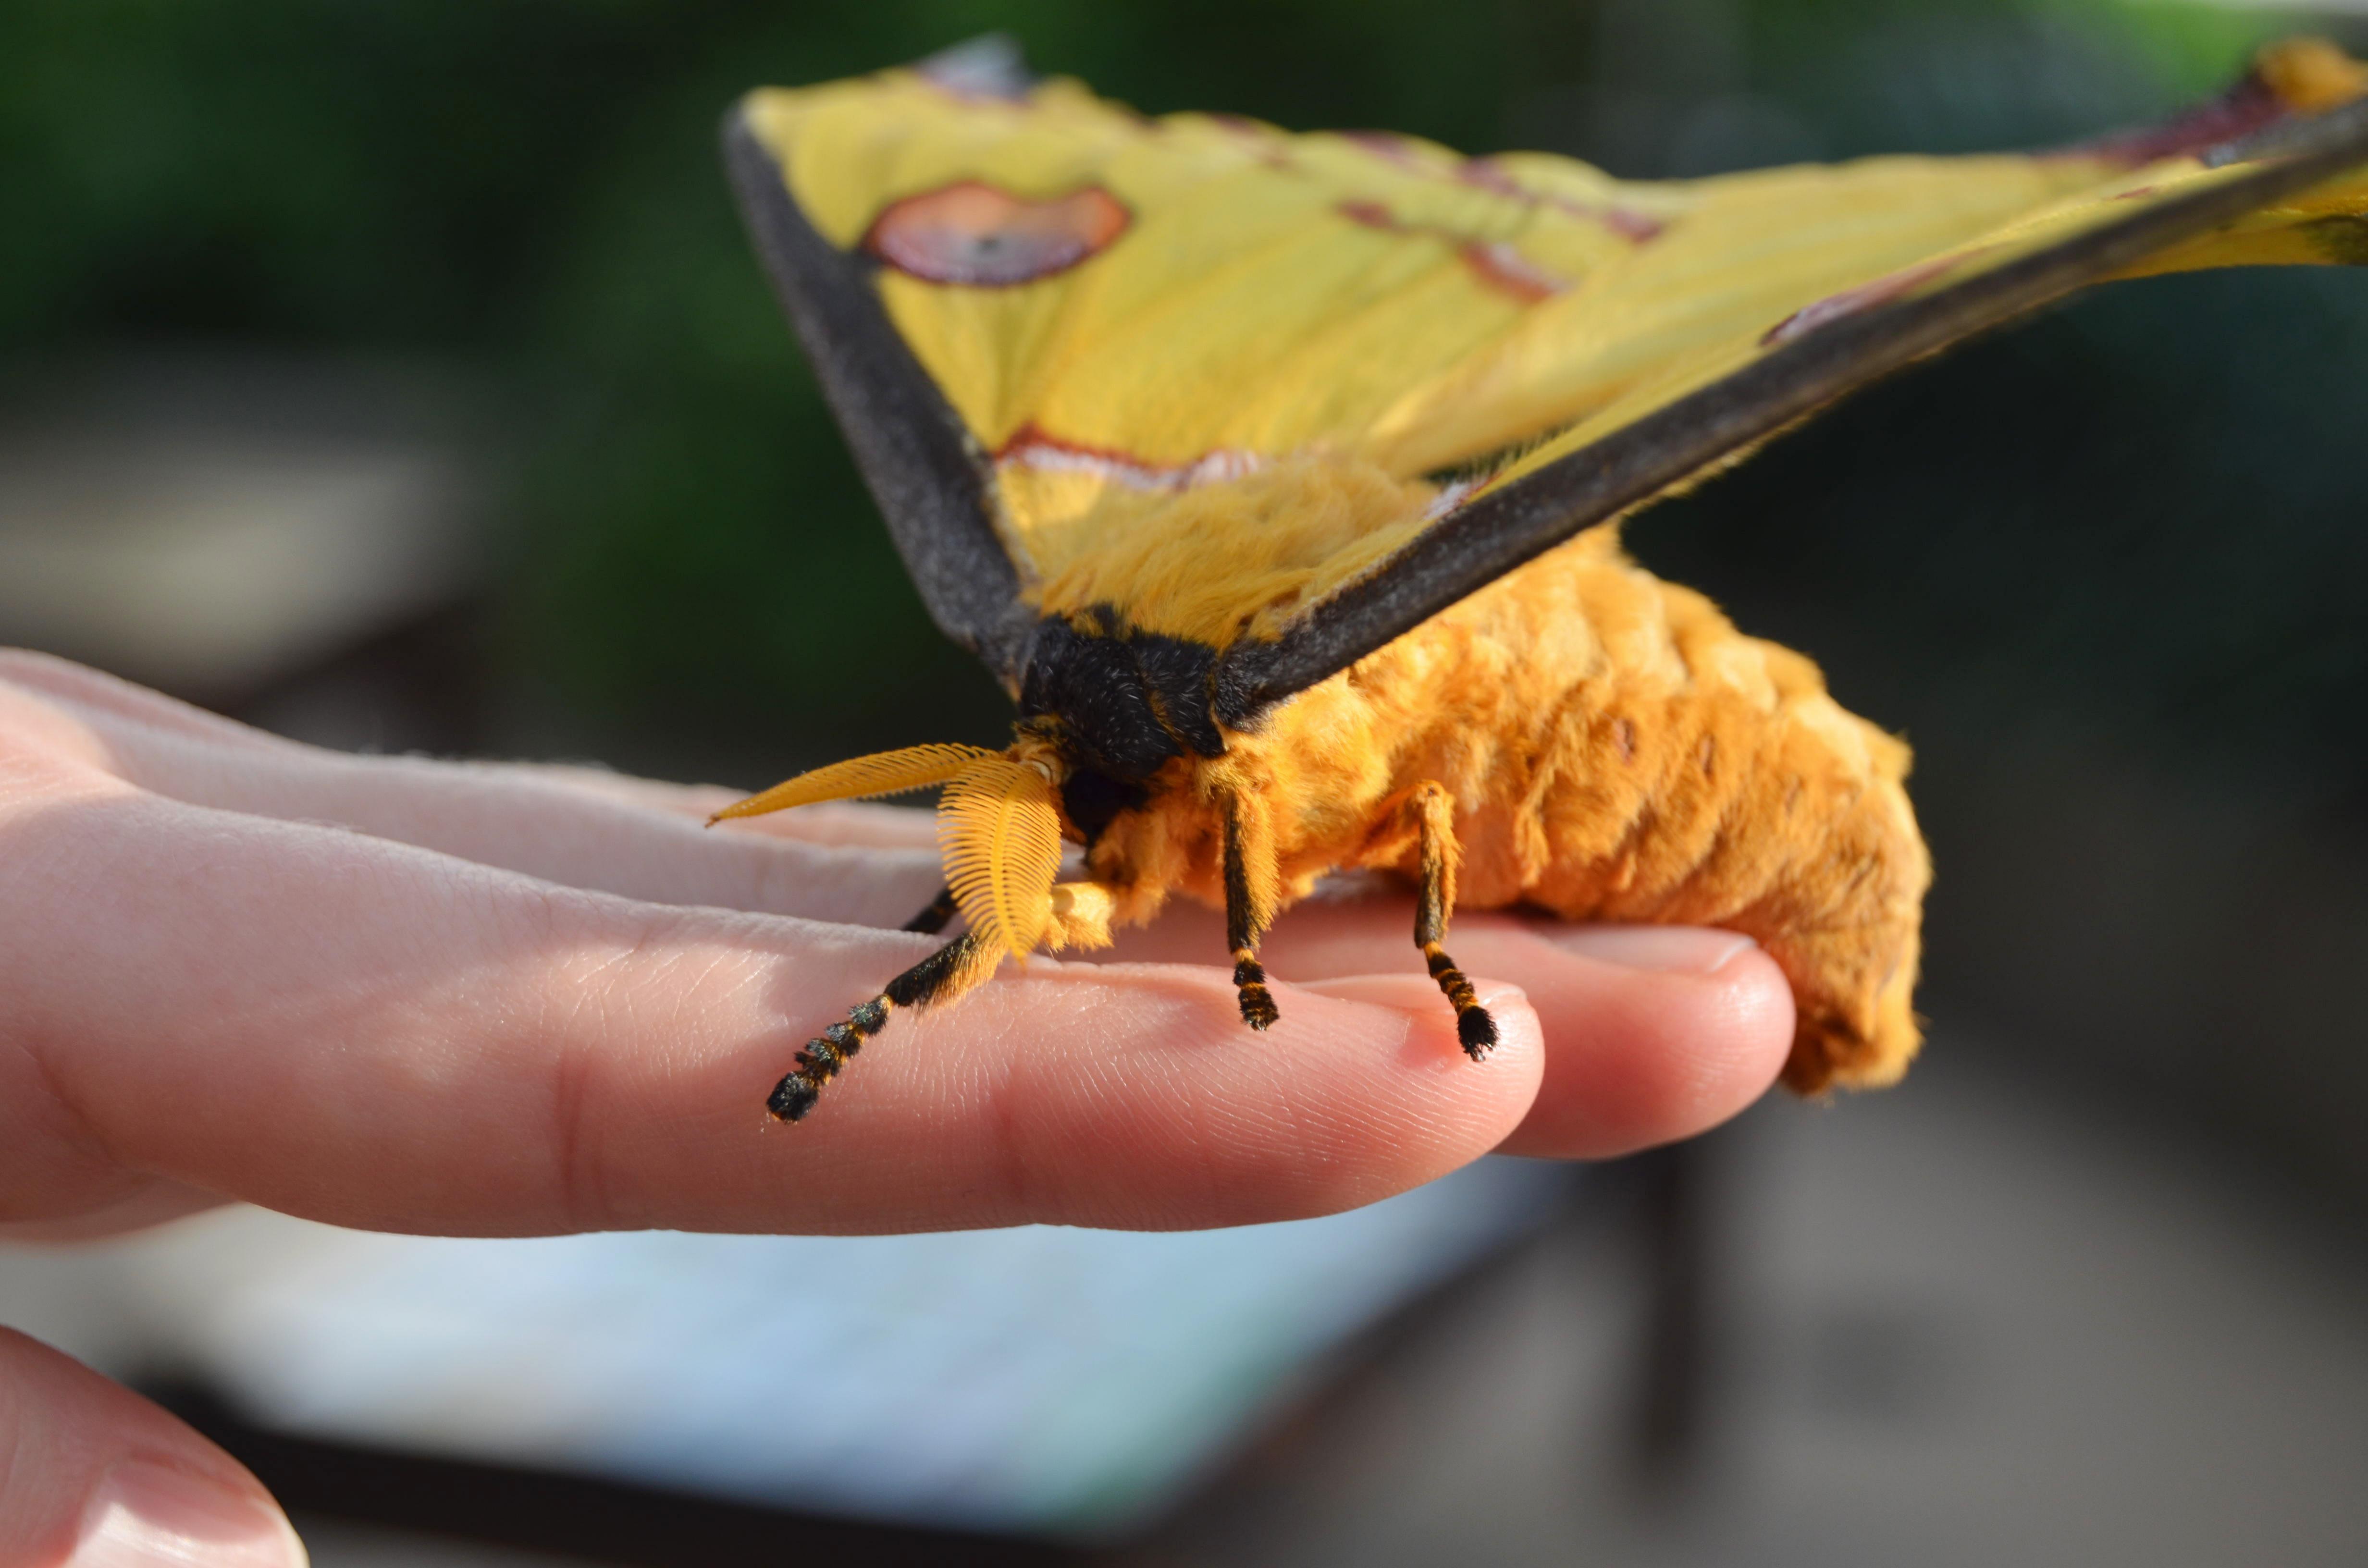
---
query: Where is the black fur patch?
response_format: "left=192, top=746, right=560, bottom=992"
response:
left=769, top=1074, right=822, bottom=1121
left=1061, top=767, right=1147, bottom=845
left=885, top=932, right=987, bottom=1010
left=1020, top=611, right=1227, bottom=784
left=902, top=887, right=959, bottom=935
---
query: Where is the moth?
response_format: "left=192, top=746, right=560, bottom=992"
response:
left=714, top=35, right=2368, bottom=1122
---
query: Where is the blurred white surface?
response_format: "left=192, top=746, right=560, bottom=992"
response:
left=0, top=1160, right=1568, bottom=1538
left=0, top=355, right=485, bottom=696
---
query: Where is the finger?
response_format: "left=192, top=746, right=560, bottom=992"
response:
left=0, top=668, right=945, bottom=929
left=0, top=649, right=285, bottom=752
left=2, top=783, right=1543, bottom=1237
left=1096, top=895, right=1794, bottom=1158
left=0, top=650, right=939, bottom=853
left=1390, top=922, right=1789, bottom=1158
left=0, top=1328, right=306, bottom=1568
left=0, top=1182, right=226, bottom=1245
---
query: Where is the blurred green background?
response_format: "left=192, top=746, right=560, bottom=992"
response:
left=5, top=0, right=2366, bottom=1200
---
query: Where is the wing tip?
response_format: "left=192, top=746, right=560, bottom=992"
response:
left=717, top=93, right=776, bottom=173
left=2064, top=36, right=2368, bottom=171
left=1220, top=63, right=2368, bottom=715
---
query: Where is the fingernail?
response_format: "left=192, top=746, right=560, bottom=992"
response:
left=1543, top=925, right=1757, bottom=975
left=73, top=1461, right=308, bottom=1568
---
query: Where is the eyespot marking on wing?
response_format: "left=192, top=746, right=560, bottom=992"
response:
left=1334, top=200, right=1573, bottom=302
left=863, top=182, right=1131, bottom=286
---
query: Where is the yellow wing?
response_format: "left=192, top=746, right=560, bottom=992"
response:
left=738, top=39, right=2365, bottom=588
left=1474, top=135, right=2368, bottom=504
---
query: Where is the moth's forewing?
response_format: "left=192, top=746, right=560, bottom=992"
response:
left=1218, top=101, right=2368, bottom=718
left=731, top=49, right=2368, bottom=719
left=722, top=109, right=1032, bottom=681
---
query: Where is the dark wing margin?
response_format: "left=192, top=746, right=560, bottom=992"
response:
left=1213, top=99, right=2368, bottom=727
left=722, top=106, right=1035, bottom=683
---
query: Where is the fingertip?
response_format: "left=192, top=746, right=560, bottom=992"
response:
left=1294, top=972, right=1544, bottom=1139
left=1298, top=966, right=1540, bottom=1048
left=72, top=1459, right=309, bottom=1568
left=1244, top=907, right=1793, bottom=1158
left=1020, top=965, right=1543, bottom=1221
left=0, top=1329, right=307, bottom=1568
left=1486, top=931, right=1795, bottom=1158
left=1217, top=970, right=1546, bottom=1213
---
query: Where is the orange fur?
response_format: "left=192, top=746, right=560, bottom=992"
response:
left=1080, top=522, right=1927, bottom=1094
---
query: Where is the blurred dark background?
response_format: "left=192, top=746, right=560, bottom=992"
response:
left=5, top=1, right=2367, bottom=1562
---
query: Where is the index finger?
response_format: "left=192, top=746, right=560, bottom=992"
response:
left=0, top=777, right=1543, bottom=1239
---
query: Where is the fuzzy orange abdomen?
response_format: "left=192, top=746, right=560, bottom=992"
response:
left=1252, top=526, right=1930, bottom=1093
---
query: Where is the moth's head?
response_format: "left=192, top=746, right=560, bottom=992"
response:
left=1014, top=609, right=1228, bottom=845
left=708, top=611, right=1242, bottom=954
left=1008, top=715, right=1140, bottom=846
left=711, top=736, right=1069, bottom=964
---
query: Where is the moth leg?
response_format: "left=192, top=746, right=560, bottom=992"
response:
left=1223, top=793, right=1281, bottom=1031
left=1410, top=781, right=1498, bottom=1060
left=768, top=931, right=992, bottom=1123
left=1046, top=880, right=1118, bottom=952
left=901, top=885, right=959, bottom=935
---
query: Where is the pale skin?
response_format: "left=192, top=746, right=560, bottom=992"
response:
left=0, top=650, right=1794, bottom=1564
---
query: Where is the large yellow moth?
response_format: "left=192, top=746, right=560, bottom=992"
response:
left=713, top=36, right=2368, bottom=1121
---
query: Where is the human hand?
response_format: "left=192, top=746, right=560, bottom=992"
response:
left=0, top=649, right=1792, bottom=1559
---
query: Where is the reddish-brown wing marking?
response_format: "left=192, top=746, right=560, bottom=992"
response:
left=1458, top=240, right=1569, bottom=304
left=1453, top=158, right=1668, bottom=243
left=862, top=182, right=1131, bottom=286
left=1333, top=199, right=1573, bottom=303
left=2071, top=42, right=2365, bottom=167
left=1763, top=256, right=1972, bottom=348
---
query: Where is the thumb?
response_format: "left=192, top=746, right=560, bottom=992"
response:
left=0, top=1329, right=306, bottom=1568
